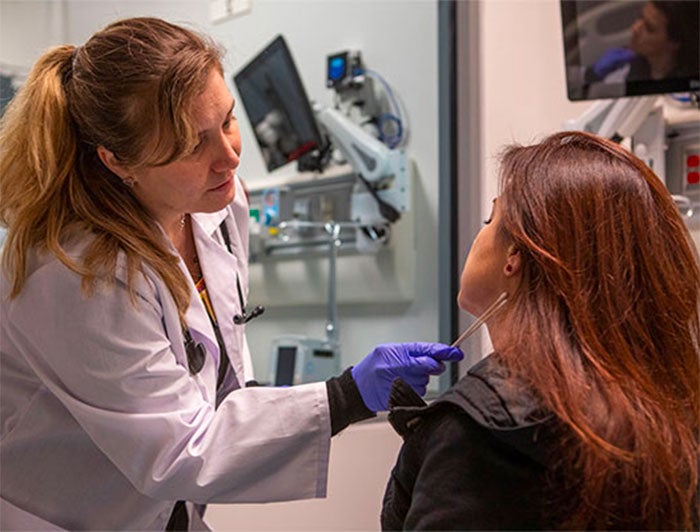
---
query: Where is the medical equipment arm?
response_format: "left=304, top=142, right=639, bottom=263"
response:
left=315, top=107, right=402, bottom=182
left=564, top=96, right=658, bottom=141
left=564, top=96, right=666, bottom=185
left=315, top=106, right=410, bottom=220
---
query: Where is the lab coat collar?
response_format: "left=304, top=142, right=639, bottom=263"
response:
left=191, top=209, right=229, bottom=240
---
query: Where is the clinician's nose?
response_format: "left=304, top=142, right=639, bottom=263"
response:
left=212, top=130, right=240, bottom=173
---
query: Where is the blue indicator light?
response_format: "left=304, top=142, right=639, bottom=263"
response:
left=329, top=57, right=346, bottom=81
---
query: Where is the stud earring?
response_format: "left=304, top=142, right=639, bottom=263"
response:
left=123, top=177, right=136, bottom=188
left=505, top=264, right=513, bottom=273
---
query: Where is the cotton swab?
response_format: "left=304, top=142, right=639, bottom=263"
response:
left=451, top=292, right=508, bottom=348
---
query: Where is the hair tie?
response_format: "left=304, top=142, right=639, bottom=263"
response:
left=70, top=46, right=81, bottom=71
left=63, top=46, right=81, bottom=83
left=63, top=46, right=80, bottom=85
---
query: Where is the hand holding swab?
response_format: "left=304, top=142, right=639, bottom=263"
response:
left=451, top=292, right=508, bottom=348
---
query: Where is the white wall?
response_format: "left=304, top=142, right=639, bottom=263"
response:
left=0, top=1, right=67, bottom=68
left=479, top=0, right=590, bottom=217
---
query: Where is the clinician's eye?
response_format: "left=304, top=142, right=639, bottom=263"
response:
left=223, top=112, right=236, bottom=131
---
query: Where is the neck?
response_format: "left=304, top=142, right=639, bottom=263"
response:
left=171, top=214, right=202, bottom=281
left=646, top=50, right=677, bottom=79
left=485, top=310, right=511, bottom=353
left=163, top=213, right=188, bottom=246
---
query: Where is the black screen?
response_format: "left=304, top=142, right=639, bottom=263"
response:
left=275, top=346, right=297, bottom=386
left=234, top=35, right=324, bottom=172
left=560, top=0, right=699, bottom=100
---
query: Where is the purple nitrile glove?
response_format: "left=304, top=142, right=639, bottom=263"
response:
left=351, top=342, right=464, bottom=412
left=592, top=47, right=637, bottom=79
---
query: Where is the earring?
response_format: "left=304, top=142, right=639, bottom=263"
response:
left=122, top=177, right=136, bottom=188
left=505, top=264, right=513, bottom=273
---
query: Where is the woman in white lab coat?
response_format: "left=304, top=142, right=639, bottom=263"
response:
left=0, top=17, right=461, bottom=530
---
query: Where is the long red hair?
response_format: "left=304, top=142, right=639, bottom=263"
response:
left=497, top=131, right=699, bottom=529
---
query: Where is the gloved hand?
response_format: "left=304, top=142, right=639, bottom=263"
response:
left=592, top=47, right=636, bottom=79
left=351, top=342, right=463, bottom=412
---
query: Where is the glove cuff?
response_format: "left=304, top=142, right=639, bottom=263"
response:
left=326, top=367, right=376, bottom=436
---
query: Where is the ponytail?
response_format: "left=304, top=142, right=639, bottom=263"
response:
left=0, top=45, right=82, bottom=296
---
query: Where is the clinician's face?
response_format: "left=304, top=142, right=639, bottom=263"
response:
left=629, top=2, right=677, bottom=60
left=129, top=68, right=241, bottom=225
left=458, top=199, right=514, bottom=316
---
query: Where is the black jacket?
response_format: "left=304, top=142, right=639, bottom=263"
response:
left=381, top=354, right=560, bottom=530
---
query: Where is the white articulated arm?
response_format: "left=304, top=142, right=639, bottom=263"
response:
left=315, top=106, right=410, bottom=221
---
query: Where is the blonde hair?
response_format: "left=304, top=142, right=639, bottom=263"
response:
left=0, top=18, right=224, bottom=321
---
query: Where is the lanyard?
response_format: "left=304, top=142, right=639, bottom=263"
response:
left=184, top=219, right=264, bottom=376
left=219, top=221, right=265, bottom=324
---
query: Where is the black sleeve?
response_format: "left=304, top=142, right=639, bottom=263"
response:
left=326, top=367, right=375, bottom=436
left=382, top=405, right=547, bottom=530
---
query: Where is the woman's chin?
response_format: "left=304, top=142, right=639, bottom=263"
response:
left=457, top=292, right=476, bottom=315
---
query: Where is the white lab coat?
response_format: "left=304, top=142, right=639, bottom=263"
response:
left=0, top=175, right=331, bottom=530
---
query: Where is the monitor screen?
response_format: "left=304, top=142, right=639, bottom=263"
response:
left=275, top=346, right=297, bottom=386
left=560, top=0, right=699, bottom=100
left=234, top=35, right=324, bottom=172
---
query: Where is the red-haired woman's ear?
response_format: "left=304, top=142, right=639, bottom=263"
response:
left=504, top=245, right=521, bottom=277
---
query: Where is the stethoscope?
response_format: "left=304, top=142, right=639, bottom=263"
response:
left=184, top=220, right=265, bottom=376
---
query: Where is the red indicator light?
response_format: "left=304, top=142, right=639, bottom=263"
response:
left=688, top=154, right=700, bottom=168
left=688, top=172, right=700, bottom=184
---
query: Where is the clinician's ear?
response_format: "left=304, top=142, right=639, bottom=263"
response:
left=503, top=245, right=522, bottom=277
left=96, top=146, right=131, bottom=182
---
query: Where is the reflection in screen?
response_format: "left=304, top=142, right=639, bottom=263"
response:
left=560, top=0, right=699, bottom=100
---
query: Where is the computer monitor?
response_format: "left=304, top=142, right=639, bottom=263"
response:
left=560, top=0, right=699, bottom=101
left=233, top=35, right=325, bottom=172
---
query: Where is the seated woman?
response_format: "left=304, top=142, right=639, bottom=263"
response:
left=382, top=131, right=699, bottom=530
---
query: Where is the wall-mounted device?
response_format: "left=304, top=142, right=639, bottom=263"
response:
left=327, top=50, right=364, bottom=91
left=234, top=35, right=411, bottom=260
left=269, top=336, right=341, bottom=386
left=666, top=120, right=700, bottom=208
